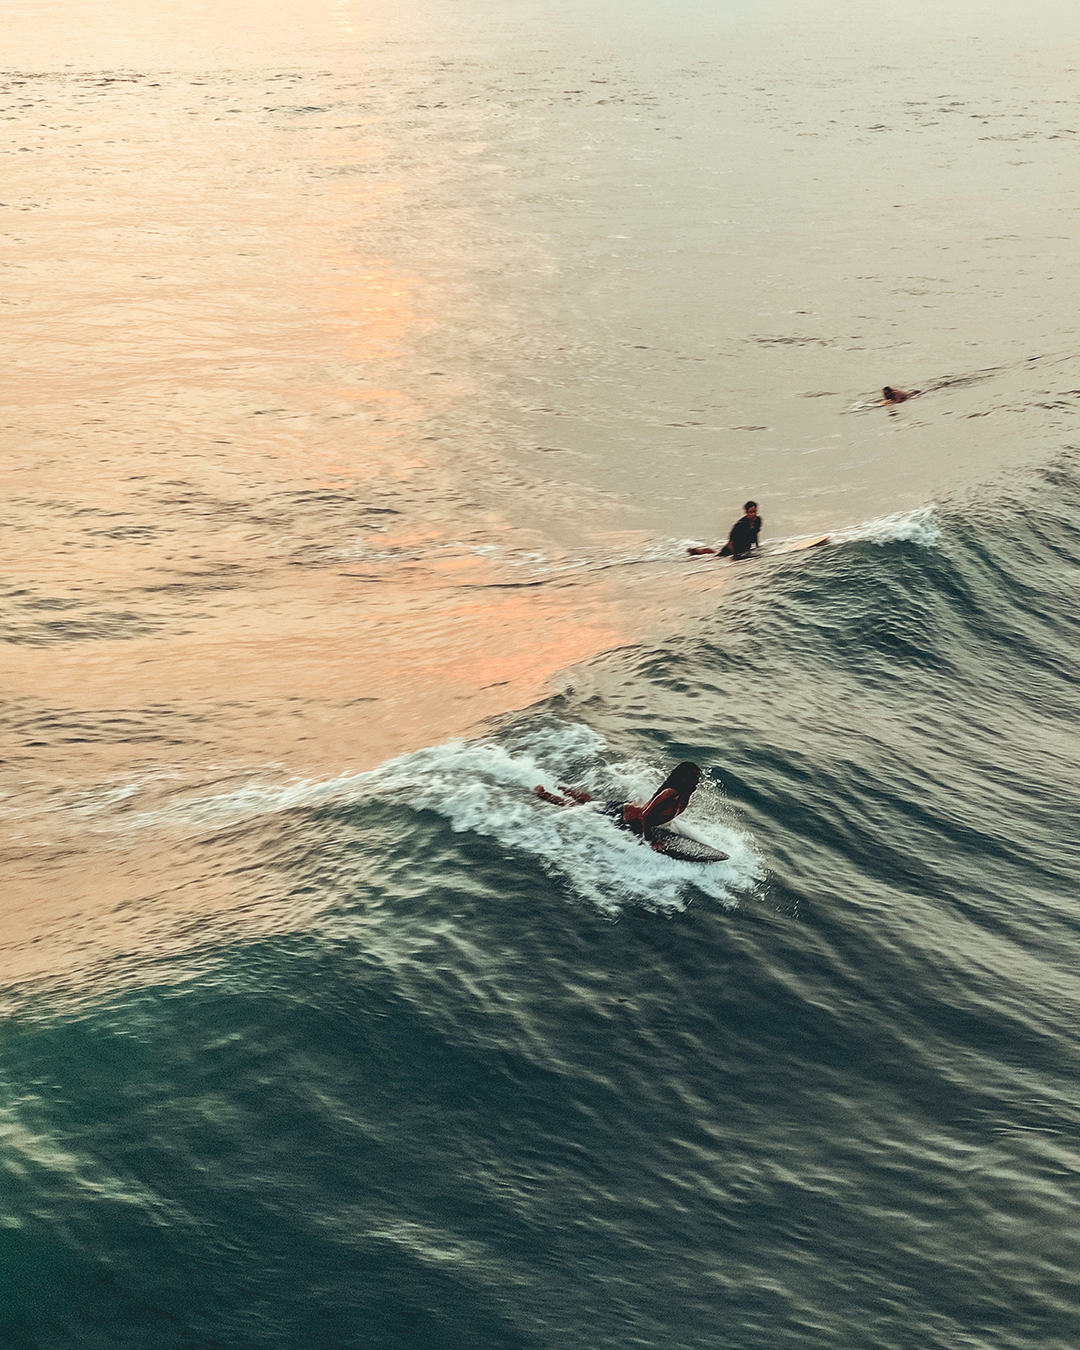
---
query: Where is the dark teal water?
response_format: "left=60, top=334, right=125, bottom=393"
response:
left=4, top=458, right=1080, bottom=1349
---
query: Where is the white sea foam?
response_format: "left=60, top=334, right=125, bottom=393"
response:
left=833, top=505, right=941, bottom=548
left=370, top=726, right=762, bottom=915
left=127, top=724, right=762, bottom=916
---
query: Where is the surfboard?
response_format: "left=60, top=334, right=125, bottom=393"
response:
left=775, top=533, right=830, bottom=554
left=652, top=821, right=729, bottom=864
left=687, top=534, right=829, bottom=559
left=586, top=800, right=728, bottom=863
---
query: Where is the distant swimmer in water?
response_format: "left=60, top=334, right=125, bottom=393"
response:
left=535, top=761, right=702, bottom=854
left=882, top=386, right=918, bottom=404
left=687, top=500, right=763, bottom=559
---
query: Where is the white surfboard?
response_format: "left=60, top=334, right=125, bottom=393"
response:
left=774, top=533, right=830, bottom=554
left=687, top=534, right=829, bottom=560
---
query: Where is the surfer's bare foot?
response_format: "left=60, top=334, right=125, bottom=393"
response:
left=687, top=546, right=716, bottom=556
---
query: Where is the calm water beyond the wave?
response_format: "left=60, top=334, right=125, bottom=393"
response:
left=4, top=0, right=1080, bottom=1346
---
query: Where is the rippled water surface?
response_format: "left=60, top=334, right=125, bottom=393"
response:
left=4, top=0, right=1080, bottom=1345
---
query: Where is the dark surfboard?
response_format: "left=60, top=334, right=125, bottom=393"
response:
left=651, top=826, right=729, bottom=864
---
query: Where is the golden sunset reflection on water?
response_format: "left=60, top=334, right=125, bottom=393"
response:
left=9, top=0, right=1077, bottom=986
left=1, top=7, right=729, bottom=984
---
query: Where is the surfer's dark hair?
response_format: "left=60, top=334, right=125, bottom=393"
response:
left=744, top=500, right=757, bottom=512
left=658, top=761, right=701, bottom=800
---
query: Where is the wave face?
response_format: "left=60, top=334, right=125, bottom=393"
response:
left=4, top=459, right=1080, bottom=1349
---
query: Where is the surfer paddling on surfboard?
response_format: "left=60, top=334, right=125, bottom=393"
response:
left=535, top=762, right=703, bottom=855
left=882, top=385, right=918, bottom=404
left=688, top=501, right=763, bottom=559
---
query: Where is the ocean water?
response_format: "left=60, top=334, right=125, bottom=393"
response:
left=4, top=0, right=1080, bottom=1346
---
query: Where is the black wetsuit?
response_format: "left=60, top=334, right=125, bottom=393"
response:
left=720, top=514, right=762, bottom=558
left=602, top=801, right=649, bottom=837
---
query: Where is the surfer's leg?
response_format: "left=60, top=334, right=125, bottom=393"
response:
left=536, top=785, right=594, bottom=806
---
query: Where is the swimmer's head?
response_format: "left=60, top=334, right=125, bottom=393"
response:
left=658, top=761, right=701, bottom=801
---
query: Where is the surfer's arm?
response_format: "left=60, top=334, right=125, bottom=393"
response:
left=634, top=788, right=683, bottom=842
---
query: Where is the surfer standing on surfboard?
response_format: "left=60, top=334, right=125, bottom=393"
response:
left=688, top=501, right=763, bottom=559
left=535, top=762, right=702, bottom=854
